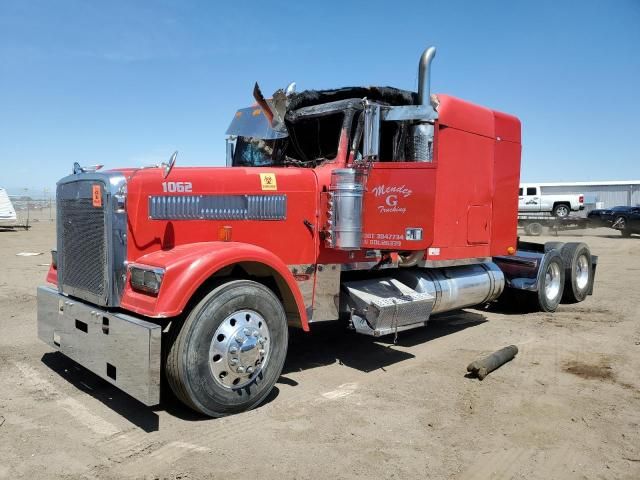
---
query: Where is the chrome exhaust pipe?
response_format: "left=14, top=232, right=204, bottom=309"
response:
left=417, top=46, right=436, bottom=106
left=410, top=46, right=437, bottom=162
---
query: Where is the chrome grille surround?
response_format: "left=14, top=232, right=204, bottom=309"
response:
left=57, top=172, right=127, bottom=307
left=148, top=194, right=287, bottom=221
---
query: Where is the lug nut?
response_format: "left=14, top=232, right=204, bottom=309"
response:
left=259, top=337, right=266, bottom=345
left=237, top=366, right=245, bottom=374
left=230, top=358, right=238, bottom=365
left=235, top=335, right=244, bottom=343
left=243, top=328, right=250, bottom=336
left=229, top=346, right=238, bottom=354
left=259, top=349, right=265, bottom=355
left=253, top=331, right=259, bottom=337
left=246, top=366, right=254, bottom=374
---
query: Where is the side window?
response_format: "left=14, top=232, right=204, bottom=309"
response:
left=526, top=187, right=537, bottom=196
left=518, top=188, right=523, bottom=196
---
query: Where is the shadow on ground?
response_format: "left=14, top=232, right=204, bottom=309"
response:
left=41, top=351, right=161, bottom=432
left=40, top=309, right=486, bottom=426
left=282, top=309, right=487, bottom=375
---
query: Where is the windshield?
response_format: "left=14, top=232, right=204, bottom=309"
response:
left=232, top=137, right=284, bottom=167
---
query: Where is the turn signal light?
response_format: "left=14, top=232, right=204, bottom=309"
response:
left=218, top=225, right=232, bottom=242
left=507, top=246, right=516, bottom=255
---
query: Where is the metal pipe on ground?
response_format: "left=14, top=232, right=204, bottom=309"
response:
left=467, top=345, right=519, bottom=380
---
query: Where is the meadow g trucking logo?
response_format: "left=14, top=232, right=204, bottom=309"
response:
left=372, top=185, right=412, bottom=214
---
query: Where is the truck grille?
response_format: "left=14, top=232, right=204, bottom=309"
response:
left=58, top=197, right=107, bottom=299
left=56, top=177, right=113, bottom=305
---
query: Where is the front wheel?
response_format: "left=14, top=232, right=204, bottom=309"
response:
left=166, top=280, right=288, bottom=417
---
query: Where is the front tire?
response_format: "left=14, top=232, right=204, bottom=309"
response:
left=166, top=280, right=288, bottom=417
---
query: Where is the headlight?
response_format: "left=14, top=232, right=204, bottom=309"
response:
left=129, top=265, right=165, bottom=294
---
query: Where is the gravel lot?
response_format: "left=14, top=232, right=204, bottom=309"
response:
left=1, top=214, right=639, bottom=479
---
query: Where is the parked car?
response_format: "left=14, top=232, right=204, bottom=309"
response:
left=588, top=205, right=640, bottom=237
left=518, top=184, right=584, bottom=218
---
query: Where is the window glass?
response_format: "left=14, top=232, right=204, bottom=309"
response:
left=518, top=188, right=523, bottom=196
left=526, top=187, right=537, bottom=195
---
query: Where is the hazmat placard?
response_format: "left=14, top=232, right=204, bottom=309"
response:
left=260, top=173, right=277, bottom=191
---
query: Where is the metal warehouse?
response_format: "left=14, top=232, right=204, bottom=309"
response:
left=536, top=181, right=640, bottom=209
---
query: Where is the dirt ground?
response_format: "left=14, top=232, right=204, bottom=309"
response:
left=1, top=213, right=639, bottom=479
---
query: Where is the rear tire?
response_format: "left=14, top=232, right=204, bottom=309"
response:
left=615, top=216, right=632, bottom=237
left=560, top=242, right=592, bottom=303
left=165, top=280, right=288, bottom=417
left=553, top=203, right=570, bottom=218
left=535, top=250, right=565, bottom=312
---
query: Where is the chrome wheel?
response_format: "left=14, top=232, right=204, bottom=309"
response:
left=555, top=205, right=569, bottom=217
left=614, top=216, right=626, bottom=229
left=575, top=254, right=590, bottom=291
left=209, top=309, right=270, bottom=389
left=544, top=262, right=562, bottom=301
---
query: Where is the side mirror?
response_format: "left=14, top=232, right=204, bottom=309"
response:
left=362, top=101, right=380, bottom=160
left=163, top=151, right=178, bottom=178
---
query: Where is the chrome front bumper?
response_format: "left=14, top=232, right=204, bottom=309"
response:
left=37, top=286, right=161, bottom=406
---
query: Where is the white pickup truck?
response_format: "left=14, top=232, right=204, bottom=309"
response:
left=518, top=184, right=584, bottom=218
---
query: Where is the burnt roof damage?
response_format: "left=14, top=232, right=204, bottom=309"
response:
left=226, top=81, right=436, bottom=168
left=286, top=86, right=418, bottom=111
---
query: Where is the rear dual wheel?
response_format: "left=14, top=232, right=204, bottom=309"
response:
left=537, top=241, right=593, bottom=309
left=560, top=242, right=593, bottom=303
left=535, top=250, right=565, bottom=312
left=166, top=280, right=288, bottom=417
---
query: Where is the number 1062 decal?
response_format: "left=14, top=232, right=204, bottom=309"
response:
left=162, top=181, right=192, bottom=193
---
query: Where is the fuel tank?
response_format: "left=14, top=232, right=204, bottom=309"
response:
left=342, top=262, right=505, bottom=336
left=394, top=262, right=505, bottom=314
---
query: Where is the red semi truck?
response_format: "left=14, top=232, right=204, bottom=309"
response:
left=37, top=47, right=596, bottom=417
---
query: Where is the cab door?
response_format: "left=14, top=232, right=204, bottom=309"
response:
left=361, top=162, right=435, bottom=251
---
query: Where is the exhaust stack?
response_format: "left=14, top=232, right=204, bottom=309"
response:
left=417, top=46, right=436, bottom=106
left=409, top=46, right=437, bottom=162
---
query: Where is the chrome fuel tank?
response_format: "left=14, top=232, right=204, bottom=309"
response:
left=394, top=262, right=505, bottom=314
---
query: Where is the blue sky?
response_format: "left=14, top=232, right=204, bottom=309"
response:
left=1, top=0, right=639, bottom=195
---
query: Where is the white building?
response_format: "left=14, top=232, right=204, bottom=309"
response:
left=533, top=181, right=640, bottom=210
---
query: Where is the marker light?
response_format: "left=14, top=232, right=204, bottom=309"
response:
left=218, top=225, right=232, bottom=242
